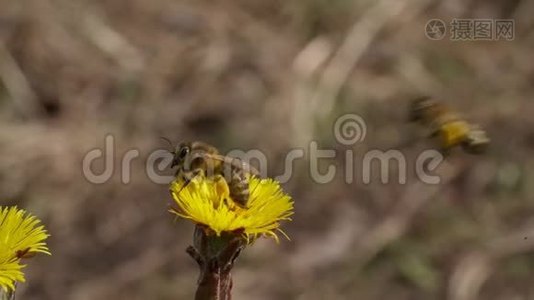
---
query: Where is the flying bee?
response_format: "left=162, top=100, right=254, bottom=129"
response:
left=163, top=139, right=258, bottom=208
left=409, top=97, right=490, bottom=154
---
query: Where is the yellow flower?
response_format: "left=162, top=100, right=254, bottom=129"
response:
left=0, top=252, right=24, bottom=292
left=170, top=176, right=293, bottom=242
left=0, top=206, right=51, bottom=292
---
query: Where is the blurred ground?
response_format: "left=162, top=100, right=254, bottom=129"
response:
left=1, top=0, right=534, bottom=299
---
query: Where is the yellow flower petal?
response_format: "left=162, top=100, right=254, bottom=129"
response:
left=0, top=206, right=51, bottom=292
left=0, top=252, right=24, bottom=292
left=170, top=176, right=293, bottom=242
left=0, top=207, right=51, bottom=257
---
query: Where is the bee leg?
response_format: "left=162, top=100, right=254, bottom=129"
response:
left=185, top=168, right=205, bottom=181
left=439, top=148, right=450, bottom=158
left=176, top=168, right=205, bottom=195
left=428, top=128, right=440, bottom=138
left=228, top=170, right=249, bottom=208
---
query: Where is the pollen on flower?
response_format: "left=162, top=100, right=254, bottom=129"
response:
left=0, top=206, right=51, bottom=292
left=169, top=175, right=293, bottom=242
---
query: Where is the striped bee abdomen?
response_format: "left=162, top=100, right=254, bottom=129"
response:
left=228, top=167, right=250, bottom=208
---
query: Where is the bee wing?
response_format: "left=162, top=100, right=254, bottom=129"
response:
left=206, top=153, right=260, bottom=176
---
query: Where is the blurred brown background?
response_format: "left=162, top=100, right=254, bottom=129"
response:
left=1, top=0, right=533, bottom=299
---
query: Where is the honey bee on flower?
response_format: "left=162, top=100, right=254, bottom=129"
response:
left=169, top=175, right=293, bottom=242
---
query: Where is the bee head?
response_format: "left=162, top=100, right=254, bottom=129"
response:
left=171, top=142, right=192, bottom=168
left=160, top=137, right=192, bottom=169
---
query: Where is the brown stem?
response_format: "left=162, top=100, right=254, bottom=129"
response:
left=187, top=226, right=245, bottom=300
left=194, top=259, right=233, bottom=300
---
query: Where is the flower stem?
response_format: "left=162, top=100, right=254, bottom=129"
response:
left=187, top=226, right=245, bottom=300
left=0, top=288, right=15, bottom=300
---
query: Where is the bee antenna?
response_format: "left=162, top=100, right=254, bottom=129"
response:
left=159, top=137, right=174, bottom=152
